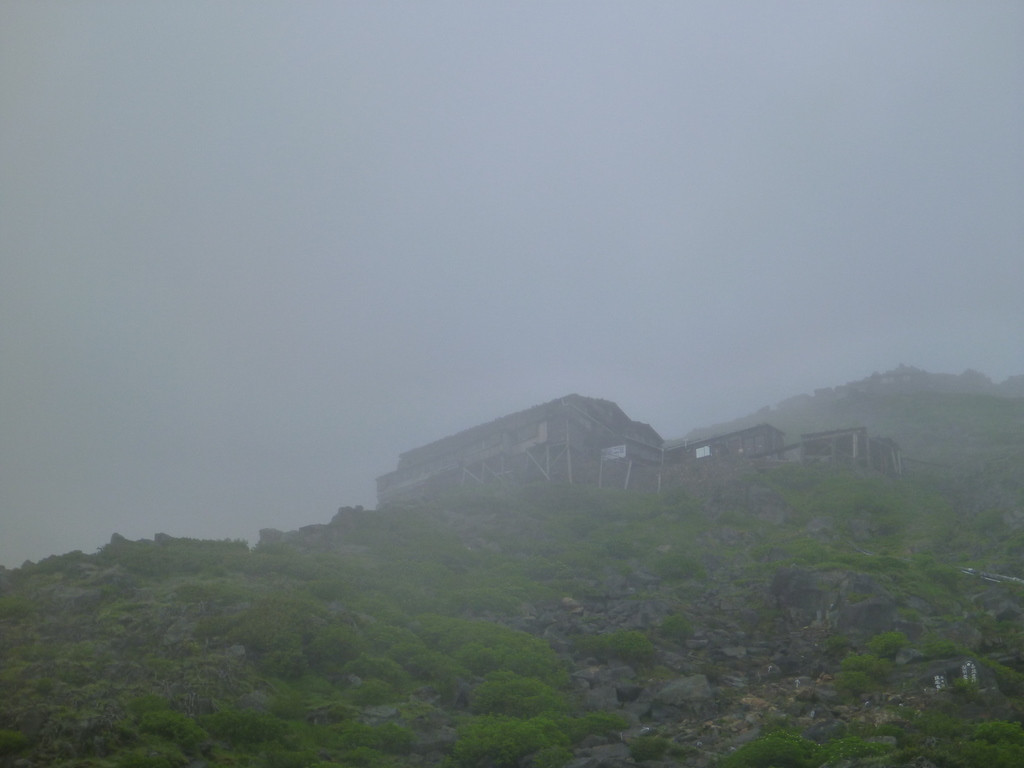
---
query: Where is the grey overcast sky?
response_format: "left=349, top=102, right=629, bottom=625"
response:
left=2, top=2, right=1022, bottom=567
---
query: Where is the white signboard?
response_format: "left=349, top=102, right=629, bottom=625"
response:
left=602, top=445, right=627, bottom=460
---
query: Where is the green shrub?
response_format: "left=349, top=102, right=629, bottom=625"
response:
left=822, top=635, right=851, bottom=657
left=919, top=636, right=961, bottom=659
left=264, top=750, right=319, bottom=768
left=374, top=723, right=415, bottom=754
left=719, top=730, right=820, bottom=768
left=349, top=679, right=396, bottom=706
left=652, top=554, right=706, bottom=581
left=127, top=695, right=172, bottom=717
left=115, top=753, right=176, bottom=768
left=223, top=594, right=327, bottom=653
left=866, top=631, right=908, bottom=659
left=912, top=712, right=965, bottom=740
left=600, top=539, right=638, bottom=559
left=340, top=746, right=383, bottom=766
left=629, top=734, right=670, bottom=761
left=138, top=711, right=207, bottom=750
left=0, top=597, right=35, bottom=621
left=955, top=740, right=1024, bottom=768
left=387, top=642, right=468, bottom=695
left=560, top=712, right=629, bottom=743
left=334, top=722, right=414, bottom=754
left=0, top=730, right=29, bottom=756
left=974, top=721, right=1024, bottom=746
left=835, top=654, right=892, bottom=697
left=21, top=550, right=91, bottom=575
left=306, top=624, right=366, bottom=672
left=658, top=614, right=693, bottom=640
left=201, top=708, right=288, bottom=747
left=447, top=587, right=523, bottom=615
left=572, top=630, right=655, bottom=664
left=262, top=647, right=309, bottom=679
left=97, top=536, right=248, bottom=578
left=839, top=655, right=888, bottom=679
left=818, top=736, right=892, bottom=764
left=533, top=745, right=573, bottom=768
left=452, top=716, right=569, bottom=768
left=472, top=672, right=568, bottom=718
left=417, top=615, right=567, bottom=685
left=343, top=654, right=410, bottom=687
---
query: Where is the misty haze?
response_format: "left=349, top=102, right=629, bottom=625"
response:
left=1, top=5, right=1023, bottom=767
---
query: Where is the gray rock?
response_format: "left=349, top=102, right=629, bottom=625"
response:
left=748, top=484, right=791, bottom=524
left=843, top=573, right=889, bottom=599
left=453, top=678, right=472, bottom=709
left=895, top=647, right=924, bottom=665
left=836, top=596, right=899, bottom=636
left=258, top=528, right=285, bottom=546
left=655, top=679, right=712, bottom=708
left=813, top=685, right=840, bottom=703
left=724, top=726, right=762, bottom=748
left=409, top=685, right=440, bottom=704
left=621, top=700, right=650, bottom=719
left=920, top=658, right=995, bottom=690
left=905, top=595, right=933, bottom=615
left=586, top=744, right=630, bottom=761
left=605, top=666, right=637, bottom=682
left=616, top=684, right=644, bottom=703
left=413, top=726, right=458, bottom=754
left=771, top=567, right=833, bottom=625
left=584, top=686, right=621, bottom=711
left=946, top=622, right=984, bottom=650
left=847, top=518, right=875, bottom=541
left=975, top=588, right=1024, bottom=622
left=236, top=690, right=271, bottom=711
left=802, top=719, right=845, bottom=743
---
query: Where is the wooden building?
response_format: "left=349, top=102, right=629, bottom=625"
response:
left=800, top=427, right=902, bottom=476
left=376, top=395, right=663, bottom=504
left=663, top=423, right=788, bottom=464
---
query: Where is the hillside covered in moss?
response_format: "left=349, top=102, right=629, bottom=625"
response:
left=3, top=387, right=1024, bottom=768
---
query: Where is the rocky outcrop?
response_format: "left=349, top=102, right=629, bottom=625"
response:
left=258, top=506, right=368, bottom=554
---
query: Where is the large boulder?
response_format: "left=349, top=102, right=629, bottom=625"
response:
left=770, top=567, right=833, bottom=625
left=651, top=675, right=715, bottom=719
left=583, top=686, right=620, bottom=711
left=836, top=597, right=899, bottom=635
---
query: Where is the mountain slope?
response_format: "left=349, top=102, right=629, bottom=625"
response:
left=3, top=378, right=1024, bottom=768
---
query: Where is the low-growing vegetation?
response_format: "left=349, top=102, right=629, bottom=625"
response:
left=4, top=389, right=1024, bottom=768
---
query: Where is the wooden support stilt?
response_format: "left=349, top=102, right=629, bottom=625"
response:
left=526, top=449, right=551, bottom=481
